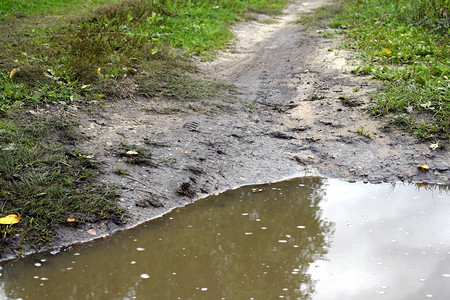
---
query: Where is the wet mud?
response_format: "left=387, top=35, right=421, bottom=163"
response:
left=2, top=0, right=448, bottom=261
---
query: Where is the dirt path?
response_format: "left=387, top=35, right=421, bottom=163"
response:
left=14, top=0, right=447, bottom=258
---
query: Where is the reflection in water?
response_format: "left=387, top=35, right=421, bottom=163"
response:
left=0, top=177, right=332, bottom=299
left=0, top=178, right=449, bottom=299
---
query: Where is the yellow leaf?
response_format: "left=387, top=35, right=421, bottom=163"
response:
left=9, top=68, right=20, bottom=78
left=416, top=182, right=428, bottom=187
left=0, top=214, right=20, bottom=225
left=97, top=68, right=101, bottom=74
left=67, top=217, right=79, bottom=223
left=381, top=48, right=392, bottom=56
left=417, top=164, right=429, bottom=171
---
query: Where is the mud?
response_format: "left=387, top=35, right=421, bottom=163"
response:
left=3, top=0, right=448, bottom=261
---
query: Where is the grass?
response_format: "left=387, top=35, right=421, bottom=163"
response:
left=331, top=0, right=449, bottom=141
left=296, top=3, right=344, bottom=28
left=0, top=0, right=289, bottom=255
left=356, top=127, right=374, bottom=140
left=0, top=0, right=120, bottom=18
left=0, top=114, right=125, bottom=254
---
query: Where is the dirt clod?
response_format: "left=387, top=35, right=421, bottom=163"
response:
left=176, top=182, right=196, bottom=198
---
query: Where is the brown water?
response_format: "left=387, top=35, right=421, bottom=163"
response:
left=1, top=178, right=449, bottom=299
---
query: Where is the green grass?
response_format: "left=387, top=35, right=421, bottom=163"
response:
left=0, top=115, right=125, bottom=254
left=296, top=3, right=344, bottom=28
left=0, top=0, right=120, bottom=18
left=332, top=0, right=449, bottom=141
left=356, top=127, right=374, bottom=140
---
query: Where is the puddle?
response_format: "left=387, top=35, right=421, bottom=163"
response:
left=1, top=178, right=449, bottom=299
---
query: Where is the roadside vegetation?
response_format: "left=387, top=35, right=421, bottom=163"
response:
left=300, top=0, right=449, bottom=141
left=0, top=0, right=288, bottom=255
left=335, top=0, right=449, bottom=141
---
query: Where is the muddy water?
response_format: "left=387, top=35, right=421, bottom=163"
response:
left=1, top=178, right=449, bottom=299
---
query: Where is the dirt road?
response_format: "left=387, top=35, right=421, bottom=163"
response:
left=8, top=0, right=447, bottom=259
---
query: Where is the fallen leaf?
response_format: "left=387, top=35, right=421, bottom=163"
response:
left=67, top=217, right=79, bottom=223
left=417, top=164, right=429, bottom=171
left=416, top=182, right=428, bottom=187
left=126, top=150, right=139, bottom=155
left=430, top=143, right=439, bottom=150
left=86, top=229, right=97, bottom=236
left=251, top=188, right=263, bottom=193
left=381, top=48, right=392, bottom=56
left=9, top=68, right=20, bottom=78
left=0, top=214, right=20, bottom=225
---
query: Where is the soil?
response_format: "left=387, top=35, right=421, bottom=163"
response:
left=3, top=0, right=448, bottom=261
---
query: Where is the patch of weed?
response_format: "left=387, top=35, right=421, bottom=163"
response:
left=296, top=3, right=344, bottom=28
left=143, top=106, right=185, bottom=114
left=356, top=127, right=374, bottom=140
left=260, top=17, right=280, bottom=24
left=143, top=138, right=169, bottom=147
left=113, top=167, right=130, bottom=175
left=0, top=114, right=125, bottom=254
left=137, top=60, right=235, bottom=102
left=334, top=0, right=449, bottom=140
left=319, top=31, right=335, bottom=38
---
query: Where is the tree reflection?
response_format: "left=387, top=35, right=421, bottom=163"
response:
left=196, top=176, right=334, bottom=299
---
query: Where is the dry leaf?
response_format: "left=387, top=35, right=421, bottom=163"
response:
left=252, top=188, right=263, bottom=193
left=416, top=182, right=428, bottom=187
left=417, top=164, right=429, bottom=171
left=0, top=214, right=20, bottom=225
left=86, top=229, right=97, bottom=236
left=381, top=48, right=392, bottom=56
left=126, top=150, right=139, bottom=155
left=9, top=68, right=20, bottom=78
left=67, top=217, right=79, bottom=223
left=430, top=143, right=439, bottom=150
